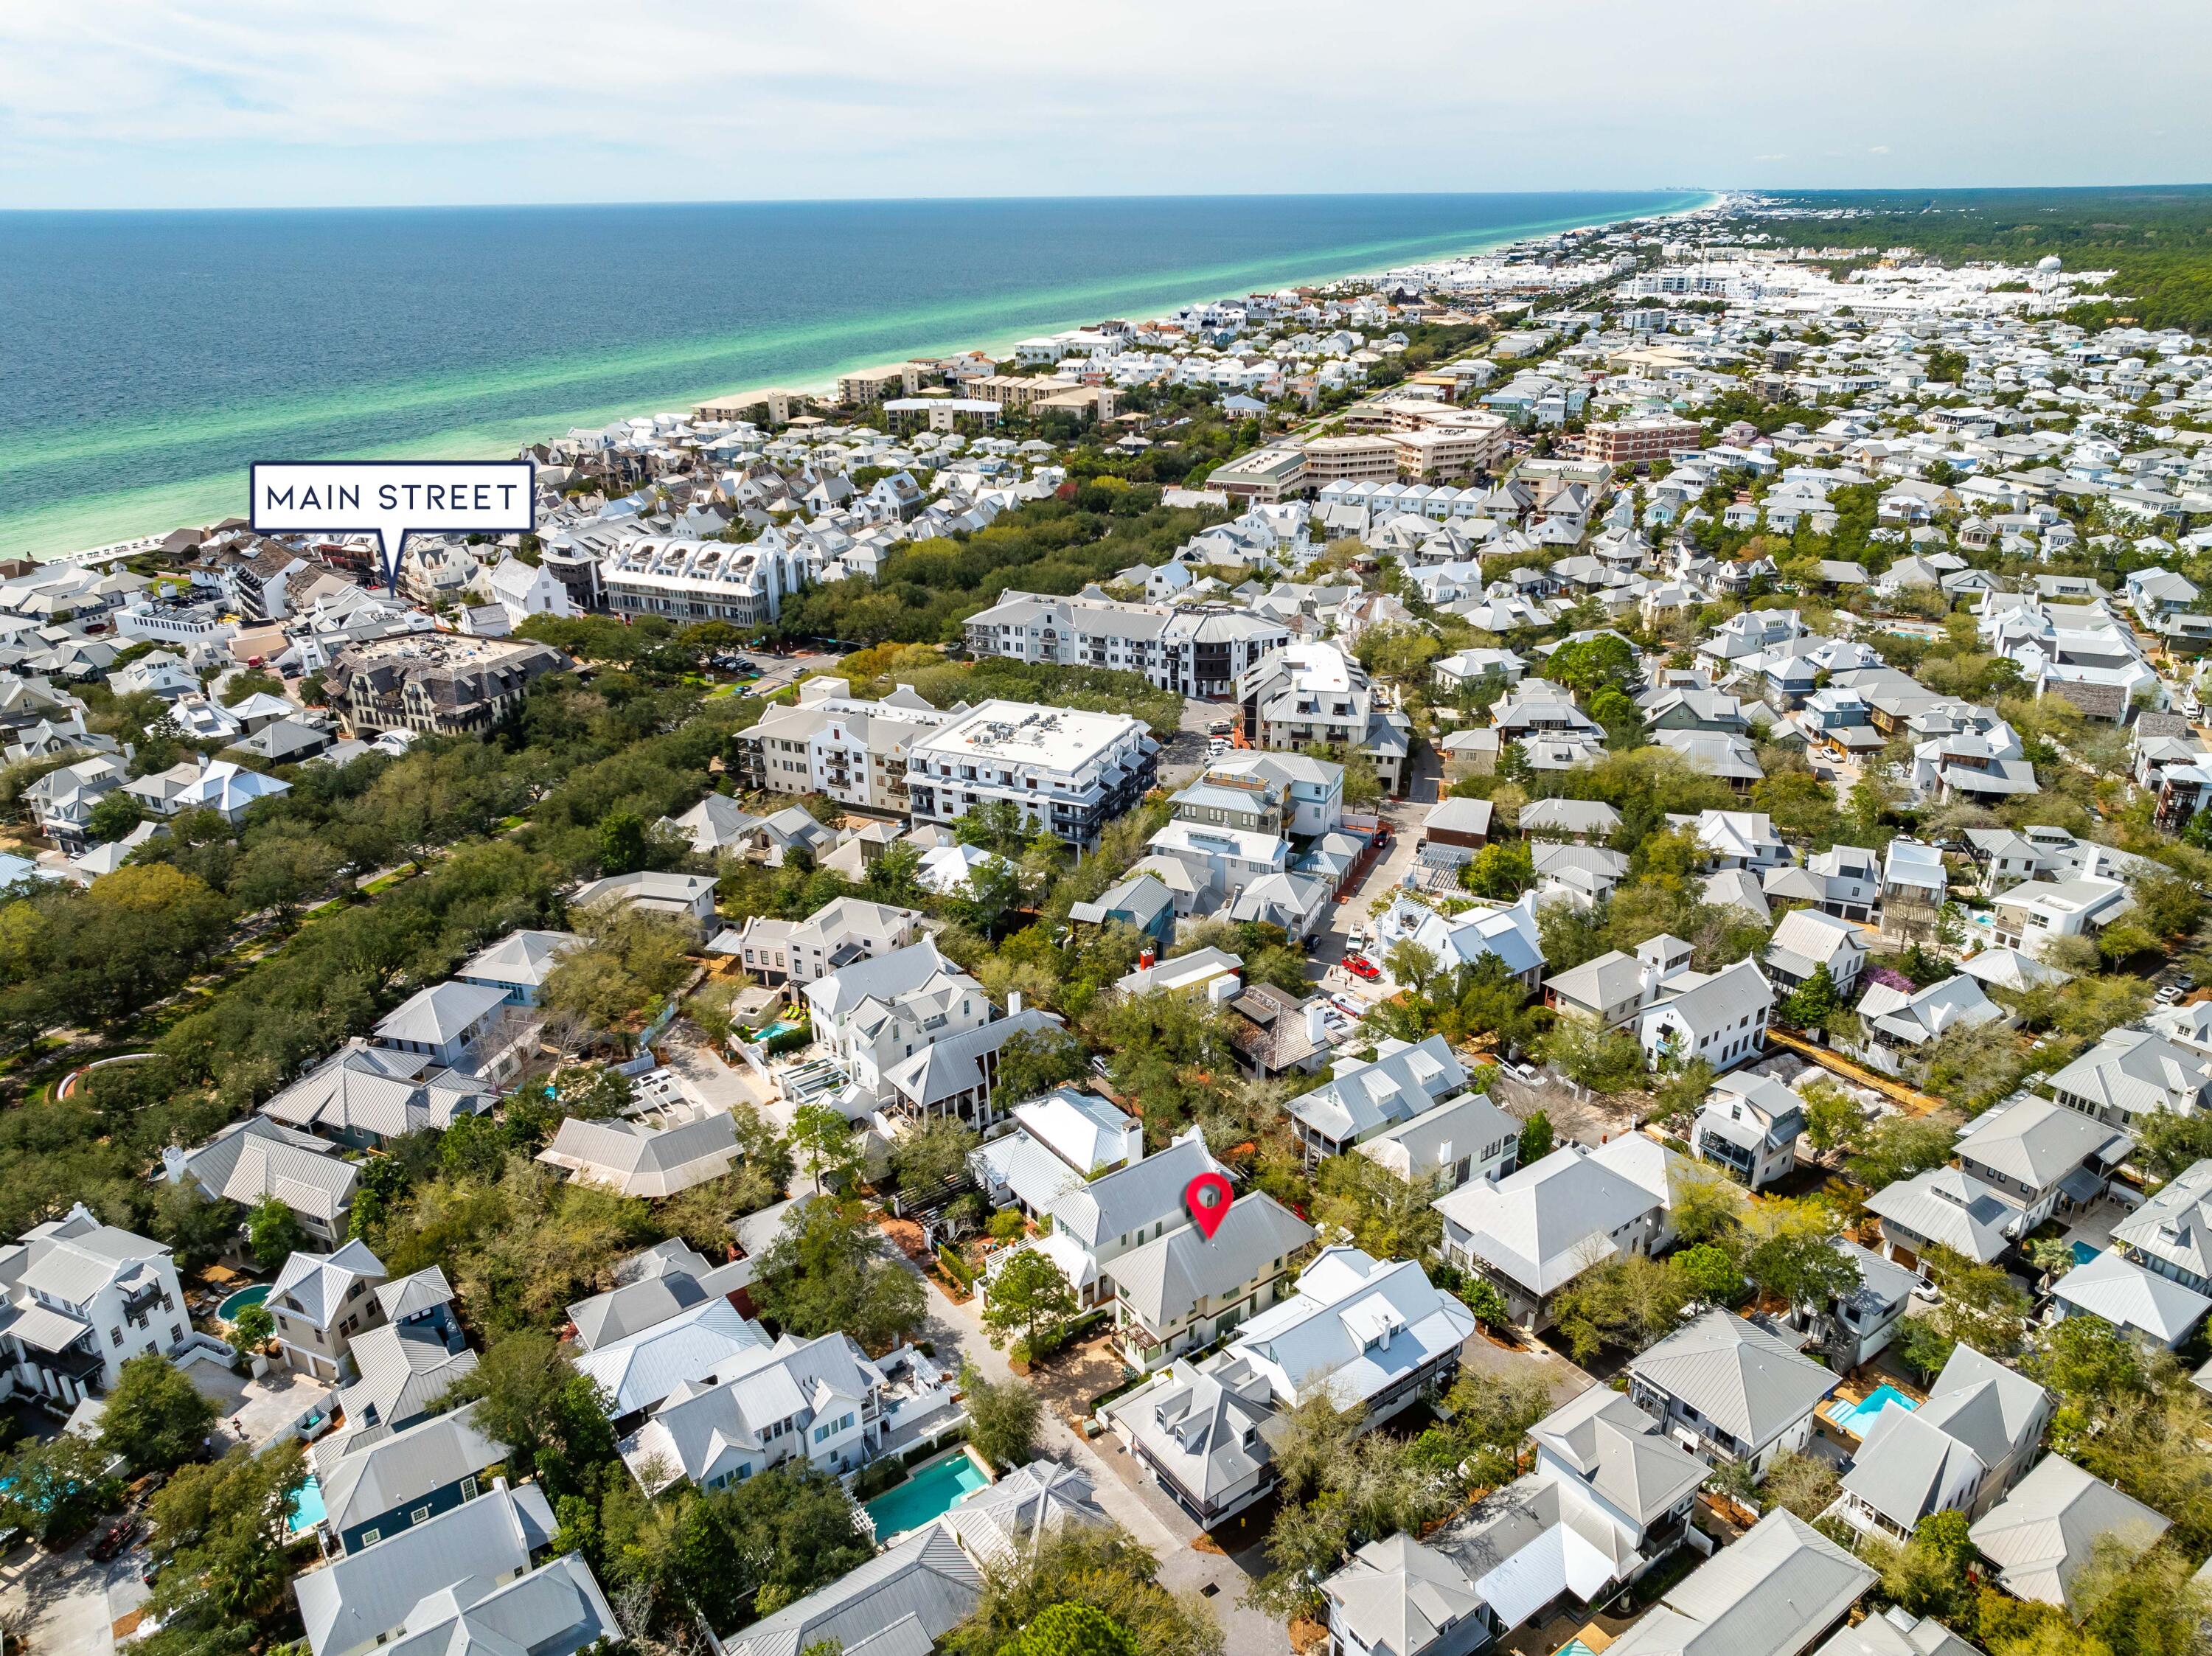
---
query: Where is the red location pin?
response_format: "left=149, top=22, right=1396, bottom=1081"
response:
left=1185, top=1172, right=1234, bottom=1239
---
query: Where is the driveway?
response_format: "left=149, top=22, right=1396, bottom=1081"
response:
left=0, top=1524, right=151, bottom=1656
left=659, top=1029, right=776, bottom=1119
left=896, top=1245, right=1294, bottom=1655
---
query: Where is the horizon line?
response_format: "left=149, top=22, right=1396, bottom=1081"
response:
left=0, top=185, right=1715, bottom=217
left=5, top=181, right=2212, bottom=215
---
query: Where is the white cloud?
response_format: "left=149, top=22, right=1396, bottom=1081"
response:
left=1, top=0, right=2208, bottom=206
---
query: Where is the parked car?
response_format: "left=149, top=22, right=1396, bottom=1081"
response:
left=90, top=1519, right=137, bottom=1562
left=1344, top=956, right=1381, bottom=981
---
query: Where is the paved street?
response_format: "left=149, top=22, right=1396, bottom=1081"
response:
left=899, top=1248, right=1294, bottom=1655
left=0, top=1529, right=149, bottom=1656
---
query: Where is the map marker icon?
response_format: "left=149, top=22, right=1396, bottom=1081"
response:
left=1185, top=1172, right=1234, bottom=1239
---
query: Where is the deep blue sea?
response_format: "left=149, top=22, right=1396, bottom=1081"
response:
left=0, top=192, right=1703, bottom=557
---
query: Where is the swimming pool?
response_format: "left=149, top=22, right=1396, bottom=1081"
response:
left=287, top=1477, right=325, bottom=1534
left=217, top=1284, right=271, bottom=1321
left=1825, top=1384, right=1918, bottom=1438
left=863, top=1451, right=990, bottom=1541
left=2072, top=1241, right=2102, bottom=1266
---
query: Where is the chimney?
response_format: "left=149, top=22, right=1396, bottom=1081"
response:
left=161, top=1145, right=188, bottom=1183
left=1139, top=947, right=1156, bottom=970
left=1007, top=989, right=1023, bottom=1016
left=1305, top=1002, right=1328, bottom=1046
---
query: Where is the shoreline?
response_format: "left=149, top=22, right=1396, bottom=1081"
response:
left=15, top=190, right=1717, bottom=564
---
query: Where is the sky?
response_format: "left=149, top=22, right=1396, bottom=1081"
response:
left=3, top=1, right=2209, bottom=210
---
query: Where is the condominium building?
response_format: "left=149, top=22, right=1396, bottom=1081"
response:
left=1387, top=418, right=1510, bottom=481
left=905, top=699, right=1157, bottom=849
left=835, top=363, right=923, bottom=406
left=961, top=589, right=1291, bottom=697
left=1238, top=642, right=1410, bottom=794
left=1298, top=434, right=1401, bottom=487
left=600, top=536, right=803, bottom=627
left=321, top=634, right=568, bottom=738
left=730, top=679, right=956, bottom=812
left=1208, top=447, right=1310, bottom=504
left=1581, top=417, right=1703, bottom=467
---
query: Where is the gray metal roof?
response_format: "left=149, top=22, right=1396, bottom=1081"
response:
left=1628, top=1310, right=1837, bottom=1451
left=1969, top=1453, right=2170, bottom=1610
left=1323, top=1533, right=1484, bottom=1656
left=295, top=1480, right=555, bottom=1656
left=717, top=1520, right=981, bottom=1656
left=1607, top=1509, right=1874, bottom=1656
left=1105, top=1193, right=1314, bottom=1330
left=313, top=1400, right=507, bottom=1540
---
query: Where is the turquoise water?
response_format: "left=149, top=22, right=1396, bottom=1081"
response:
left=217, top=1284, right=271, bottom=1321
left=2072, top=1241, right=2102, bottom=1266
left=0, top=192, right=1705, bottom=557
left=1827, top=1384, right=1918, bottom=1436
left=287, top=1477, right=325, bottom=1534
left=864, top=1452, right=990, bottom=1539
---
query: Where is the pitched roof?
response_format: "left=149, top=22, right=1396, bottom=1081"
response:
left=293, top=1480, right=556, bottom=1656
left=2052, top=1249, right=2212, bottom=1344
left=1436, top=1145, right=1660, bottom=1297
left=717, top=1520, right=981, bottom=1656
left=1323, top=1533, right=1485, bottom=1656
left=1627, top=1310, right=1837, bottom=1450
left=1606, top=1509, right=1874, bottom=1656
left=271, top=1239, right=387, bottom=1329
left=1969, top=1453, right=2170, bottom=1610
left=313, top=1400, right=508, bottom=1539
left=537, top=1110, right=739, bottom=1198
left=1107, top=1193, right=1315, bottom=1329
left=1528, top=1386, right=1707, bottom=1527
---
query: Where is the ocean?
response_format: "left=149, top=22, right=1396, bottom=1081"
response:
left=0, top=191, right=1703, bottom=560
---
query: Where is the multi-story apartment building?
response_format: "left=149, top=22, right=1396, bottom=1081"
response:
left=731, top=680, right=956, bottom=813
left=1238, top=642, right=1409, bottom=794
left=1582, top=417, right=1703, bottom=466
left=600, top=536, right=802, bottom=627
left=1298, top=434, right=1401, bottom=487
left=1386, top=418, right=1510, bottom=481
left=835, top=363, right=924, bottom=406
left=0, top=1203, right=190, bottom=1406
left=905, top=699, right=1157, bottom=849
left=321, top=634, right=568, bottom=738
left=961, top=590, right=1291, bottom=697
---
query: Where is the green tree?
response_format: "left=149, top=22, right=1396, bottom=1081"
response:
left=982, top=1247, right=1079, bottom=1358
left=891, top=1117, right=979, bottom=1193
left=245, top=1194, right=305, bottom=1270
left=145, top=1440, right=307, bottom=1619
left=1517, top=1110, right=1554, bottom=1166
left=1672, top=1243, right=1746, bottom=1307
left=437, top=1330, right=617, bottom=1503
left=0, top=1431, right=120, bottom=1544
left=1781, top=962, right=1840, bottom=1027
left=943, top=1525, right=1223, bottom=1656
left=1001, top=1603, right=1141, bottom=1656
left=85, top=792, right=145, bottom=844
left=99, top=1351, right=222, bottom=1474
left=1848, top=1114, right=1956, bottom=1191
left=961, top=1362, right=1043, bottom=1469
left=229, top=1302, right=274, bottom=1353
left=1799, top=1082, right=1867, bottom=1160
left=789, top=1102, right=864, bottom=1194
left=751, top=1195, right=926, bottom=1353
left=596, top=809, right=650, bottom=874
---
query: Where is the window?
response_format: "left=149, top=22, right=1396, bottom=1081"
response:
left=460, top=1475, right=479, bottom=1500
left=361, top=1528, right=380, bottom=1546
left=411, top=1505, right=433, bottom=1524
left=111, top=1327, right=123, bottom=1347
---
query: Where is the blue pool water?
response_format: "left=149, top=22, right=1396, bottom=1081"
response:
left=1826, top=1384, right=1918, bottom=1437
left=287, top=1478, right=325, bottom=1534
left=863, top=1453, right=990, bottom=1540
left=217, top=1284, right=271, bottom=1321
left=2072, top=1242, right=2102, bottom=1266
